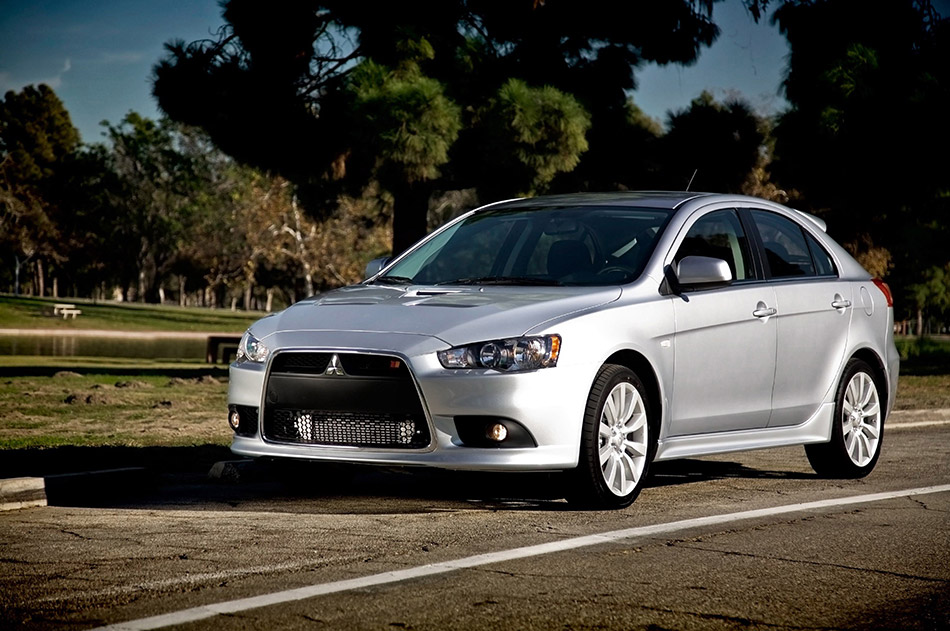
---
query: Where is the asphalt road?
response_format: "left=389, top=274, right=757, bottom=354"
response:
left=2, top=421, right=948, bottom=631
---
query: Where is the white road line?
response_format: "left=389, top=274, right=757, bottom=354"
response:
left=93, top=484, right=950, bottom=631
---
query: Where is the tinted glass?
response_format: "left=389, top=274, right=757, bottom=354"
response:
left=674, top=209, right=754, bottom=281
left=750, top=210, right=815, bottom=278
left=381, top=206, right=672, bottom=286
left=806, top=232, right=837, bottom=276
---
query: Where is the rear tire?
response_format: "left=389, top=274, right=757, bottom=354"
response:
left=567, top=364, right=656, bottom=509
left=806, top=359, right=884, bottom=478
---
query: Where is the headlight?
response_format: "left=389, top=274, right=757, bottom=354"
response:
left=236, top=330, right=269, bottom=363
left=438, top=334, right=560, bottom=372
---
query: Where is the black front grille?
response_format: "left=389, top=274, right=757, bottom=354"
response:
left=262, top=352, right=430, bottom=449
left=270, top=353, right=331, bottom=375
left=269, top=352, right=410, bottom=378
left=266, top=409, right=428, bottom=448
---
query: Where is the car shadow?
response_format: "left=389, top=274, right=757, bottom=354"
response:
left=2, top=444, right=818, bottom=514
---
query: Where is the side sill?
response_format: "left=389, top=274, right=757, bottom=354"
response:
left=654, top=402, right=834, bottom=462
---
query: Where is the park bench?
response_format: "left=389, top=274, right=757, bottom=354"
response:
left=50, top=303, right=82, bottom=319
left=206, top=334, right=241, bottom=364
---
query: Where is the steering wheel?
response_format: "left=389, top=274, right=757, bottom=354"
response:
left=596, top=265, right=636, bottom=276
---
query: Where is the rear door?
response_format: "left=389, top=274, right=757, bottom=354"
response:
left=745, top=209, right=852, bottom=427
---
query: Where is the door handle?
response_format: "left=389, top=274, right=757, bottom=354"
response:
left=753, top=305, right=777, bottom=318
left=832, top=295, right=852, bottom=310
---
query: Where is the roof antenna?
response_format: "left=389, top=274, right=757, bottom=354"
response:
left=686, top=169, right=698, bottom=192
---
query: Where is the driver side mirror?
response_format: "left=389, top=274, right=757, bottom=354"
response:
left=674, top=256, right=733, bottom=288
left=364, top=256, right=392, bottom=280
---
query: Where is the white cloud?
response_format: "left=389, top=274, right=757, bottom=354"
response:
left=0, top=58, right=72, bottom=92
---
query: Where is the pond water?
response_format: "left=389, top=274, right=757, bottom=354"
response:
left=0, top=335, right=208, bottom=360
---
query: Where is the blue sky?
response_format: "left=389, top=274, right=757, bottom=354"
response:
left=0, top=0, right=224, bottom=143
left=0, top=1, right=901, bottom=144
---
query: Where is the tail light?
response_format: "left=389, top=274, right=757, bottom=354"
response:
left=872, top=278, right=893, bottom=307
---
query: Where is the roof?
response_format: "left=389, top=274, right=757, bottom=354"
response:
left=488, top=191, right=714, bottom=211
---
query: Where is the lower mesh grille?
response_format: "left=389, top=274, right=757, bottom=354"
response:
left=265, top=409, right=429, bottom=448
left=262, top=352, right=430, bottom=450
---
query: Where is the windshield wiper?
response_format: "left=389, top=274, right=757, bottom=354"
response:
left=371, top=276, right=414, bottom=285
left=436, top=276, right=562, bottom=286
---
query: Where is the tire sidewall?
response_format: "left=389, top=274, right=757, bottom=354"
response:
left=829, top=359, right=884, bottom=477
left=574, top=364, right=656, bottom=509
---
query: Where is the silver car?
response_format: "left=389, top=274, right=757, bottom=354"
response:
left=228, top=192, right=898, bottom=508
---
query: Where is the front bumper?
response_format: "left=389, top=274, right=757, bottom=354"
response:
left=227, top=331, right=591, bottom=471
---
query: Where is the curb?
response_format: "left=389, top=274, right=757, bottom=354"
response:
left=0, top=467, right=150, bottom=512
left=0, top=477, right=47, bottom=511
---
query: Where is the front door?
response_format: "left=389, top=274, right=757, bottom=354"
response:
left=668, top=208, right=777, bottom=436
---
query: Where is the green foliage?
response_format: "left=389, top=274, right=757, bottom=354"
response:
left=348, top=60, right=461, bottom=185
left=895, top=335, right=950, bottom=376
left=476, top=79, right=590, bottom=197
left=103, top=114, right=211, bottom=302
left=661, top=90, right=766, bottom=192
left=770, top=0, right=950, bottom=295
left=0, top=84, right=80, bottom=183
left=153, top=0, right=731, bottom=250
left=907, top=264, right=950, bottom=319
left=0, top=84, right=84, bottom=295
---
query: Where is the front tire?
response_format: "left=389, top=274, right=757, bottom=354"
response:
left=806, top=358, right=884, bottom=478
left=567, top=364, right=655, bottom=509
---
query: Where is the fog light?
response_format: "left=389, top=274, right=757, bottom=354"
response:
left=228, top=410, right=241, bottom=431
left=486, top=423, right=508, bottom=442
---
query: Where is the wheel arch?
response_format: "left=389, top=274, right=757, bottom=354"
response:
left=603, top=349, right=663, bottom=437
left=848, top=347, right=890, bottom=417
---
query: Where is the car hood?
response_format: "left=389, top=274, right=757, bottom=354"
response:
left=269, top=284, right=622, bottom=346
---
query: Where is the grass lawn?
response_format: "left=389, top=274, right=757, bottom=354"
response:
left=895, top=374, right=950, bottom=410
left=0, top=294, right=259, bottom=333
left=0, top=365, right=230, bottom=450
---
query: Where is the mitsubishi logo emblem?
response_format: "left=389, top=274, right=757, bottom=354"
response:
left=325, top=354, right=346, bottom=376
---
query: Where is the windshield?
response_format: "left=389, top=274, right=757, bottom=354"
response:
left=377, top=205, right=672, bottom=287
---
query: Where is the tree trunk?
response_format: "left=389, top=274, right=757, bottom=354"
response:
left=179, top=276, right=186, bottom=307
left=14, top=255, right=22, bottom=295
left=36, top=259, right=46, bottom=297
left=266, top=288, right=274, bottom=313
left=391, top=182, right=432, bottom=257
left=244, top=277, right=253, bottom=311
left=917, top=308, right=924, bottom=338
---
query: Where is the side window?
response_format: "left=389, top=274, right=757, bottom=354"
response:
left=674, top=209, right=753, bottom=282
left=805, top=232, right=837, bottom=277
left=749, top=210, right=816, bottom=278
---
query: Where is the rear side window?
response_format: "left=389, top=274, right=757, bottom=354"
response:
left=805, top=232, right=837, bottom=276
left=749, top=210, right=817, bottom=278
